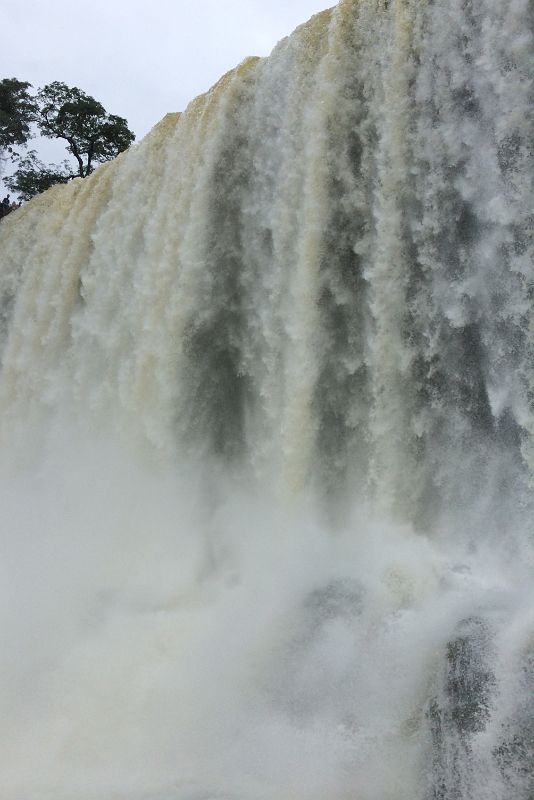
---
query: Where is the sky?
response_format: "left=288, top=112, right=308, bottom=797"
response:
left=3, top=0, right=331, bottom=175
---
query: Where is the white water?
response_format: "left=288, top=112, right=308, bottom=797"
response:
left=1, top=1, right=534, bottom=798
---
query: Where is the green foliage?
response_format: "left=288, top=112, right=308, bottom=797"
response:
left=4, top=150, right=73, bottom=201
left=37, top=82, right=135, bottom=177
left=0, top=78, right=37, bottom=157
left=2, top=78, right=135, bottom=200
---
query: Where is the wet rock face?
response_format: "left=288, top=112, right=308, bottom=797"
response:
left=493, top=647, right=534, bottom=800
left=427, top=617, right=496, bottom=800
left=427, top=618, right=534, bottom=800
left=443, top=618, right=496, bottom=736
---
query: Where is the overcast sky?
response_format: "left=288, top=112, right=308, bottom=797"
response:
left=4, top=0, right=331, bottom=160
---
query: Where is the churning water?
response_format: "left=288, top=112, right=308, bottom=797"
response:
left=1, top=0, right=534, bottom=797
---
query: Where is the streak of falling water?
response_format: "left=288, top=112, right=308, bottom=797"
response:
left=1, top=0, right=534, bottom=798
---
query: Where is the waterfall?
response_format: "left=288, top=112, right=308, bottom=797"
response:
left=1, top=0, right=533, bottom=797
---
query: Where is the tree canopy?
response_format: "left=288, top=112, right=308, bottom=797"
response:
left=0, top=78, right=37, bottom=158
left=4, top=151, right=73, bottom=201
left=37, top=82, right=135, bottom=178
left=1, top=79, right=135, bottom=201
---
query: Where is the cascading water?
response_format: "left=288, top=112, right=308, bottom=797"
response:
left=1, top=0, right=534, bottom=797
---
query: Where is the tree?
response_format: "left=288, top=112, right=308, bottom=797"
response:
left=1, top=79, right=135, bottom=200
left=4, top=150, right=73, bottom=201
left=0, top=78, right=37, bottom=159
left=36, top=82, right=135, bottom=178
